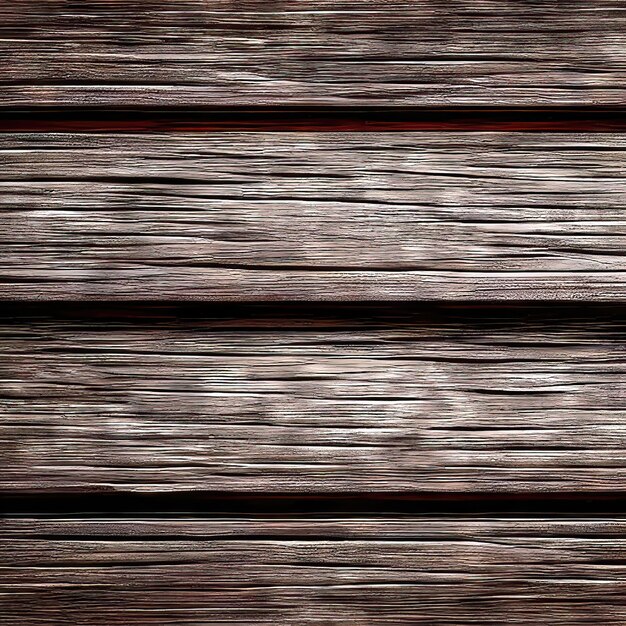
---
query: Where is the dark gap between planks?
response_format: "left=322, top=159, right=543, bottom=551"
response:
left=2, top=107, right=626, bottom=133
left=6, top=492, right=626, bottom=518
left=3, top=301, right=626, bottom=321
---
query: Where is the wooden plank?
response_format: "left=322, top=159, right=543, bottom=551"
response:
left=3, top=1, right=626, bottom=107
left=3, top=517, right=626, bottom=624
left=3, top=132, right=626, bottom=301
left=2, top=306, right=626, bottom=495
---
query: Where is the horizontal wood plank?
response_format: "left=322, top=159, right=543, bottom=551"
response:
left=3, top=517, right=626, bottom=624
left=2, top=306, right=626, bottom=494
left=3, top=1, right=626, bottom=107
left=3, top=132, right=626, bottom=301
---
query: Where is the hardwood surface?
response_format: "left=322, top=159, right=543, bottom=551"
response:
left=3, top=517, right=626, bottom=625
left=3, top=1, right=626, bottom=107
left=4, top=2, right=626, bottom=623
left=3, top=132, right=626, bottom=301
left=2, top=306, right=625, bottom=495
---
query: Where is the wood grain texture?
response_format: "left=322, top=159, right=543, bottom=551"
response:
left=3, top=1, right=626, bottom=107
left=3, top=517, right=626, bottom=625
left=3, top=132, right=626, bottom=301
left=2, top=306, right=626, bottom=495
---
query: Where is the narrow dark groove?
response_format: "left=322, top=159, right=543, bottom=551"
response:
left=2, top=107, right=626, bottom=133
left=5, top=492, right=626, bottom=517
left=2, top=301, right=626, bottom=322
left=0, top=534, right=536, bottom=542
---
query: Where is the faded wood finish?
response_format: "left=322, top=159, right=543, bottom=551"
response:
left=3, top=517, right=626, bottom=625
left=2, top=307, right=626, bottom=494
left=4, top=3, right=626, bottom=622
left=3, top=1, right=626, bottom=107
left=3, top=132, right=626, bottom=300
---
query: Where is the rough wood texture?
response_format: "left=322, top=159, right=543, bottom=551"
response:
left=6, top=3, right=626, bottom=623
left=3, top=1, right=626, bottom=107
left=3, top=132, right=626, bottom=300
left=2, top=306, right=626, bottom=494
left=3, top=517, right=626, bottom=625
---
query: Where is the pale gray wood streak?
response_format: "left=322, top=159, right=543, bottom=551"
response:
left=2, top=132, right=626, bottom=300
left=2, top=310, right=626, bottom=493
left=3, top=518, right=626, bottom=625
left=2, top=1, right=626, bottom=106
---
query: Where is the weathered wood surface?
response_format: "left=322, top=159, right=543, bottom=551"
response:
left=3, top=1, right=626, bottom=107
left=3, top=132, right=626, bottom=300
left=2, top=307, right=626, bottom=494
left=3, top=517, right=626, bottom=625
